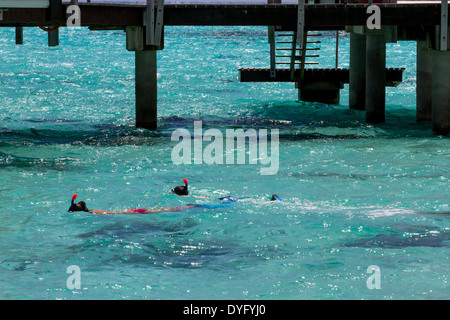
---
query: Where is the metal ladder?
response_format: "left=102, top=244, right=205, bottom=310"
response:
left=269, top=28, right=321, bottom=82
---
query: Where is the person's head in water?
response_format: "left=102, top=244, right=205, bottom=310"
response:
left=270, top=194, right=283, bottom=202
left=172, top=178, right=188, bottom=196
left=68, top=194, right=89, bottom=212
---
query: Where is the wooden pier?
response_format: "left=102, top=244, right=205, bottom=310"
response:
left=0, top=0, right=449, bottom=134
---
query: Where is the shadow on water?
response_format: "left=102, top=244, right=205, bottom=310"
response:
left=65, top=215, right=287, bottom=271
left=344, top=224, right=450, bottom=249
left=159, top=101, right=441, bottom=140
left=1, top=101, right=446, bottom=151
left=0, top=152, right=76, bottom=171
left=0, top=122, right=166, bottom=148
left=76, top=219, right=201, bottom=239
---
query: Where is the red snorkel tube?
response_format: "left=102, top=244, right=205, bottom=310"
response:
left=71, top=194, right=78, bottom=206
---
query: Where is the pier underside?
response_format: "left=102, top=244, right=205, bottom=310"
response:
left=238, top=67, right=404, bottom=86
left=239, top=67, right=405, bottom=106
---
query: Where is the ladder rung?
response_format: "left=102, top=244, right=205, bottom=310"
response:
left=276, top=41, right=321, bottom=44
left=276, top=33, right=322, bottom=37
left=276, top=62, right=319, bottom=65
left=277, top=48, right=321, bottom=51
left=276, top=55, right=320, bottom=58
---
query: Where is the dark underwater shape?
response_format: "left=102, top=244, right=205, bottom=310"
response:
left=345, top=231, right=450, bottom=249
left=0, top=124, right=165, bottom=147
left=0, top=152, right=75, bottom=170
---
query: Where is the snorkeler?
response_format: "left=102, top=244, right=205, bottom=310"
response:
left=219, top=194, right=284, bottom=202
left=172, top=179, right=283, bottom=202
left=270, top=194, right=284, bottom=202
left=68, top=194, right=200, bottom=215
left=171, top=178, right=210, bottom=199
left=172, top=178, right=189, bottom=195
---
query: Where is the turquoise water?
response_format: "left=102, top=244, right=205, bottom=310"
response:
left=0, top=26, right=449, bottom=300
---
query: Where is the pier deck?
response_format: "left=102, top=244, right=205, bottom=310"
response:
left=0, top=3, right=447, bottom=30
left=238, top=67, right=405, bottom=86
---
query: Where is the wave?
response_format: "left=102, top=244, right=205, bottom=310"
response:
left=0, top=152, right=76, bottom=170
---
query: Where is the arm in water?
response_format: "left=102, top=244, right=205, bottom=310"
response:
left=88, top=205, right=198, bottom=215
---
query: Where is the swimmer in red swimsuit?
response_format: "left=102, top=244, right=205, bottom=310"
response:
left=68, top=194, right=198, bottom=215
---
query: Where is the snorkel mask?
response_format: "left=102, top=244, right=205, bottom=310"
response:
left=68, top=194, right=89, bottom=212
left=172, top=178, right=189, bottom=196
left=270, top=194, right=284, bottom=202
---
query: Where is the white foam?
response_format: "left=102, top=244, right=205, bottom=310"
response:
left=364, top=208, right=416, bottom=217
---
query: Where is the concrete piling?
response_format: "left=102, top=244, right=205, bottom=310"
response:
left=349, top=32, right=366, bottom=110
left=48, top=29, right=59, bottom=47
left=416, top=40, right=433, bottom=122
left=431, top=50, right=450, bottom=135
left=15, top=27, right=23, bottom=45
left=135, top=49, right=158, bottom=131
left=365, top=32, right=386, bottom=123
